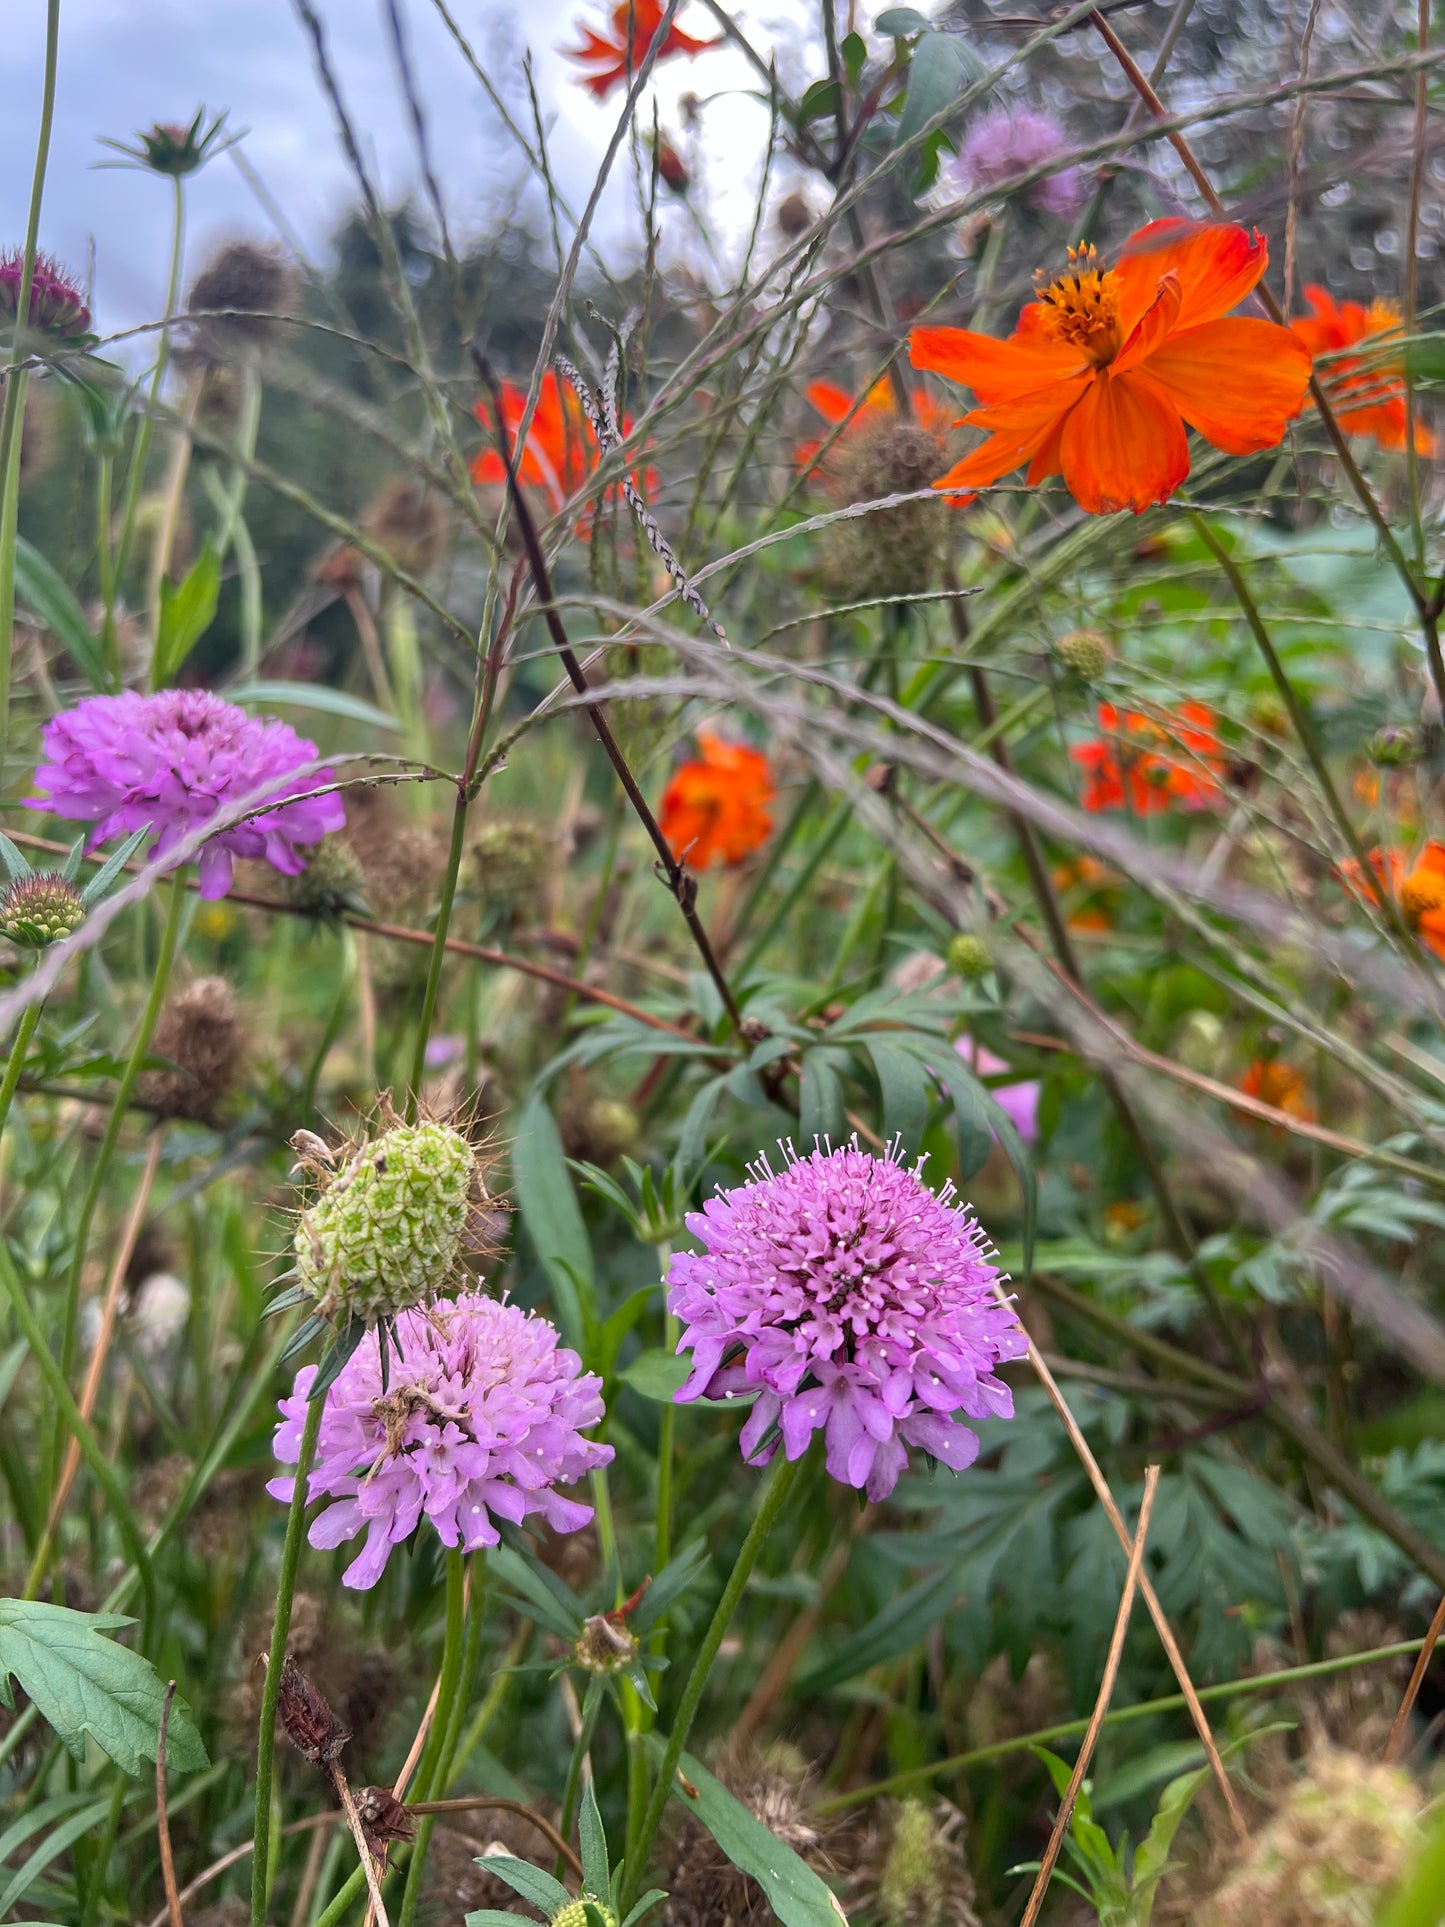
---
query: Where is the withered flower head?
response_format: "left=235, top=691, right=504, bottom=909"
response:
left=139, top=975, right=247, bottom=1122
left=361, top=477, right=449, bottom=578
left=822, top=418, right=950, bottom=603
left=276, top=1656, right=349, bottom=1764
left=185, top=239, right=299, bottom=362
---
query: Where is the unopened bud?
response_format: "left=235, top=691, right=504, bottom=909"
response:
left=1367, top=724, right=1423, bottom=768
left=1054, top=628, right=1112, bottom=681
left=0, top=872, right=85, bottom=948
left=946, top=933, right=992, bottom=982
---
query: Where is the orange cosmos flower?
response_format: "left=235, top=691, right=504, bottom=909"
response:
left=1072, top=700, right=1224, bottom=815
left=1051, top=853, right=1119, bottom=932
left=908, top=219, right=1312, bottom=514
left=1340, top=840, right=1445, bottom=959
left=1290, top=286, right=1434, bottom=453
left=794, top=378, right=956, bottom=477
left=1238, top=1057, right=1314, bottom=1123
left=471, top=371, right=654, bottom=536
left=564, top=1, right=721, bottom=99
left=659, top=729, right=774, bottom=869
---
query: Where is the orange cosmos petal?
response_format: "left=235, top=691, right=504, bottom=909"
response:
left=1116, top=219, right=1269, bottom=331
left=1059, top=369, right=1190, bottom=515
left=805, top=381, right=857, bottom=424
left=1143, top=317, right=1312, bottom=455
left=910, top=325, right=1082, bottom=405
left=932, top=391, right=1080, bottom=496
left=1111, top=273, right=1182, bottom=375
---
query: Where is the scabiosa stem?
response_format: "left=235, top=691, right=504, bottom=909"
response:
left=395, top=1546, right=468, bottom=1927
left=249, top=1385, right=324, bottom=1927
left=621, top=1449, right=803, bottom=1912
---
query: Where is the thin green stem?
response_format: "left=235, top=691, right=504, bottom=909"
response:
left=0, top=0, right=61, bottom=782
left=95, top=451, right=118, bottom=682
left=77, top=1770, right=128, bottom=1927
left=59, top=872, right=187, bottom=1386
left=395, top=1546, right=470, bottom=1927
left=814, top=1636, right=1428, bottom=1812
left=249, top=1388, right=324, bottom=1927
left=622, top=1450, right=803, bottom=1910
left=112, top=174, right=185, bottom=610
left=0, top=997, right=43, bottom=1141
left=406, top=787, right=469, bottom=1115
left=558, top=1682, right=606, bottom=1871
left=0, top=1241, right=155, bottom=1627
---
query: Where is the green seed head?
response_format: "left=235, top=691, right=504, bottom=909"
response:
left=945, top=933, right=992, bottom=982
left=1054, top=628, right=1113, bottom=680
left=282, top=835, right=366, bottom=920
left=574, top=1613, right=638, bottom=1675
left=0, top=872, right=86, bottom=948
left=471, top=818, right=555, bottom=911
left=551, top=1898, right=617, bottom=1927
left=295, top=1116, right=479, bottom=1322
left=879, top=1799, right=978, bottom=1927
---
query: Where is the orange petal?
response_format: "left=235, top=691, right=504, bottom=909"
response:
left=932, top=389, right=1082, bottom=495
left=1059, top=370, right=1189, bottom=515
left=1144, top=318, right=1312, bottom=455
left=806, top=382, right=855, bottom=423
left=1112, top=273, right=1182, bottom=375
left=1116, top=220, right=1269, bottom=330
left=910, top=325, right=1082, bottom=405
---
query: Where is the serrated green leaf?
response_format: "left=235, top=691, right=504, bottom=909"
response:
left=620, top=1348, right=690, bottom=1402
left=651, top=1745, right=847, bottom=1927
left=513, top=1091, right=594, bottom=1350
left=154, top=537, right=221, bottom=686
left=0, top=1599, right=207, bottom=1775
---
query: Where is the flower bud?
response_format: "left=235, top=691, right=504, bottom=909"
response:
left=1367, top=724, right=1423, bottom=768
left=551, top=1901, right=617, bottom=1927
left=294, top=1111, right=492, bottom=1323
left=1053, top=627, right=1112, bottom=680
left=945, top=933, right=992, bottom=981
left=0, top=872, right=85, bottom=948
left=0, top=250, right=90, bottom=340
left=574, top=1612, right=638, bottom=1676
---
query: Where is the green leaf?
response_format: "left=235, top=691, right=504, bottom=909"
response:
left=0, top=1793, right=112, bottom=1919
left=652, top=1745, right=847, bottom=1927
left=0, top=1599, right=207, bottom=1775
left=799, top=77, right=842, bottom=124
left=841, top=31, right=867, bottom=84
left=79, top=827, right=151, bottom=909
left=795, top=1566, right=957, bottom=1696
left=1380, top=1791, right=1445, bottom=1927
left=620, top=1348, right=690, bottom=1402
left=154, top=537, right=220, bottom=686
left=463, top=1914, right=541, bottom=1927
left=894, top=30, right=983, bottom=159
left=619, top=1891, right=669, bottom=1927
left=228, top=680, right=401, bottom=734
left=472, top=1856, right=572, bottom=1915
left=0, top=833, right=32, bottom=883
left=13, top=536, right=114, bottom=692
left=876, top=5, right=932, bottom=31
left=799, top=1047, right=848, bottom=1149
left=864, top=1038, right=933, bottom=1155
left=1405, top=335, right=1445, bottom=386
left=486, top=1544, right=583, bottom=1638
left=579, top=1779, right=611, bottom=1898
left=630, top=1538, right=711, bottom=1635
left=513, top=1091, right=594, bottom=1351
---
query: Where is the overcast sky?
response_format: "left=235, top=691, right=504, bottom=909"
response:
left=2, top=0, right=822, bottom=341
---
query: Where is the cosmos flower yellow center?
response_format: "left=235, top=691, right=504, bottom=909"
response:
left=1365, top=297, right=1403, bottom=336
left=1399, top=871, right=1445, bottom=922
left=1035, top=244, right=1123, bottom=364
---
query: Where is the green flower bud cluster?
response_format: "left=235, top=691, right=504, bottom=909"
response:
left=946, top=933, right=992, bottom=981
left=0, top=872, right=86, bottom=948
left=1054, top=628, right=1113, bottom=680
left=295, top=1118, right=478, bottom=1322
left=551, top=1900, right=616, bottom=1927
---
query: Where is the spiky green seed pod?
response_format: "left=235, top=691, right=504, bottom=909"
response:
left=946, top=933, right=992, bottom=982
left=282, top=835, right=367, bottom=920
left=0, top=872, right=86, bottom=948
left=471, top=818, right=555, bottom=910
left=1054, top=628, right=1113, bottom=680
left=551, top=1900, right=616, bottom=1927
left=296, top=1119, right=478, bottom=1322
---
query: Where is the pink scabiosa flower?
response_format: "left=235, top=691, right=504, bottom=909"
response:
left=0, top=249, right=91, bottom=339
left=28, top=689, right=345, bottom=898
left=958, top=1039, right=1041, bottom=1145
left=269, top=1293, right=612, bottom=1590
left=668, top=1141, right=1025, bottom=1501
left=939, top=106, right=1084, bottom=219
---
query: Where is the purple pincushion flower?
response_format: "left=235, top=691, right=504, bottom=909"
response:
left=29, top=689, right=345, bottom=898
left=269, top=1293, right=613, bottom=1589
left=667, top=1141, right=1025, bottom=1502
left=0, top=248, right=91, bottom=339
left=941, top=106, right=1085, bottom=219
